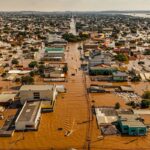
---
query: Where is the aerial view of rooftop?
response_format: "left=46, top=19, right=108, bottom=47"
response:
left=0, top=0, right=150, bottom=150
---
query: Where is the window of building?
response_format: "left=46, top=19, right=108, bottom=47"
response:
left=123, top=127, right=128, bottom=130
left=33, top=92, right=40, bottom=99
left=139, top=129, right=145, bottom=134
left=131, top=129, right=136, bottom=133
left=26, top=125, right=34, bottom=128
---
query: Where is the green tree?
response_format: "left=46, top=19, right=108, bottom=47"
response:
left=63, top=65, right=68, bottom=73
left=21, top=76, right=34, bottom=85
left=38, top=65, right=45, bottom=75
left=15, top=78, right=20, bottom=82
left=142, top=91, right=150, bottom=99
left=79, top=32, right=89, bottom=40
left=62, top=33, right=88, bottom=42
left=131, top=76, right=141, bottom=82
left=115, top=102, right=120, bottom=109
left=62, top=33, right=78, bottom=42
left=11, top=58, right=19, bottom=65
left=144, top=50, right=150, bottom=55
left=127, top=101, right=136, bottom=108
left=29, top=61, right=38, bottom=68
left=141, top=100, right=150, bottom=108
left=115, top=53, right=128, bottom=62
left=30, top=71, right=35, bottom=77
left=1, top=72, right=6, bottom=77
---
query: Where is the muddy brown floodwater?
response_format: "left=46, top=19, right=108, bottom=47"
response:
left=0, top=42, right=91, bottom=150
left=0, top=18, right=150, bottom=150
left=1, top=42, right=150, bottom=150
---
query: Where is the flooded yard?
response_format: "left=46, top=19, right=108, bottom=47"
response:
left=0, top=18, right=150, bottom=150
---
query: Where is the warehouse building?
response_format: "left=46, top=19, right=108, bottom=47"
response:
left=112, top=71, right=128, bottom=82
left=0, top=93, right=16, bottom=106
left=95, top=107, right=118, bottom=125
left=118, top=114, right=147, bottom=136
left=89, top=54, right=112, bottom=67
left=19, top=85, right=57, bottom=105
left=15, top=101, right=41, bottom=131
left=43, top=47, right=65, bottom=61
left=95, top=107, right=119, bottom=135
left=119, top=86, right=134, bottom=93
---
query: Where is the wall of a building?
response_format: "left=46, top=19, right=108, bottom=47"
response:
left=19, top=90, right=53, bottom=104
left=15, top=106, right=41, bottom=131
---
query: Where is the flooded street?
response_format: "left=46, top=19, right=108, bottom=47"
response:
left=0, top=17, right=91, bottom=150
left=70, top=17, right=77, bottom=35
left=0, top=18, right=150, bottom=150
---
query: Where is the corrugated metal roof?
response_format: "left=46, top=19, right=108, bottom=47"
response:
left=45, top=47, right=64, bottom=52
left=16, top=101, right=41, bottom=122
left=19, top=85, right=54, bottom=91
left=0, top=94, right=16, bottom=103
left=120, top=114, right=146, bottom=127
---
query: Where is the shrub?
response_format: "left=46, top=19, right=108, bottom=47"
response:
left=29, top=61, right=38, bottom=68
left=115, top=102, right=120, bottom=109
left=11, top=58, right=19, bottom=65
left=21, top=76, right=34, bottom=85
left=142, top=91, right=150, bottom=99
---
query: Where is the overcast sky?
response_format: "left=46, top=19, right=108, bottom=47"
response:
left=0, top=0, right=150, bottom=11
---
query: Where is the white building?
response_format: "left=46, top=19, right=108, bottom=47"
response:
left=15, top=101, right=41, bottom=131
left=19, top=85, right=58, bottom=105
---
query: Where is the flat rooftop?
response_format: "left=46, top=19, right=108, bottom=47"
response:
left=0, top=94, right=16, bottom=103
left=16, top=101, right=41, bottom=123
left=45, top=47, right=64, bottom=52
left=120, top=86, right=134, bottom=92
left=119, top=114, right=146, bottom=128
left=113, top=71, right=128, bottom=77
left=19, top=85, right=54, bottom=91
left=95, top=107, right=118, bottom=125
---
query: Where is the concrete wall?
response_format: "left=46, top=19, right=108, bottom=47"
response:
left=15, top=106, right=41, bottom=131
left=19, top=90, right=54, bottom=104
left=128, top=127, right=146, bottom=136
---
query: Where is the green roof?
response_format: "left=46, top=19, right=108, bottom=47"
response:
left=119, top=114, right=146, bottom=128
left=45, top=47, right=64, bottom=52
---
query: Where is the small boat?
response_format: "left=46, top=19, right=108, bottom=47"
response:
left=65, top=130, right=73, bottom=137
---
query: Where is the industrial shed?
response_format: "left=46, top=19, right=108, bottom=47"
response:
left=15, top=101, right=41, bottom=131
left=19, top=85, right=58, bottom=105
left=118, top=114, right=147, bottom=136
left=0, top=93, right=16, bottom=106
left=119, top=86, right=134, bottom=93
left=95, top=107, right=119, bottom=135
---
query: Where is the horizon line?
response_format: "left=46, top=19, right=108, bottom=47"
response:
left=0, top=10, right=150, bottom=13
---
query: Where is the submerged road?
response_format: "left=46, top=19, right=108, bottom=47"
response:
left=0, top=17, right=93, bottom=150
left=70, top=17, right=77, bottom=35
left=69, top=17, right=92, bottom=149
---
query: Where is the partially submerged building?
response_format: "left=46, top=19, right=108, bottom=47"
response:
left=95, top=107, right=118, bottom=135
left=43, top=63, right=67, bottom=82
left=95, top=107, right=118, bottom=125
left=42, top=47, right=65, bottom=61
left=112, top=71, right=128, bottom=82
left=119, top=86, right=134, bottom=93
left=83, top=43, right=99, bottom=50
left=0, top=93, right=16, bottom=106
left=19, top=85, right=57, bottom=112
left=15, top=101, right=41, bottom=131
left=19, top=85, right=57, bottom=104
left=89, top=54, right=112, bottom=67
left=95, top=107, right=147, bottom=136
left=88, top=53, right=117, bottom=76
left=118, top=114, right=147, bottom=136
